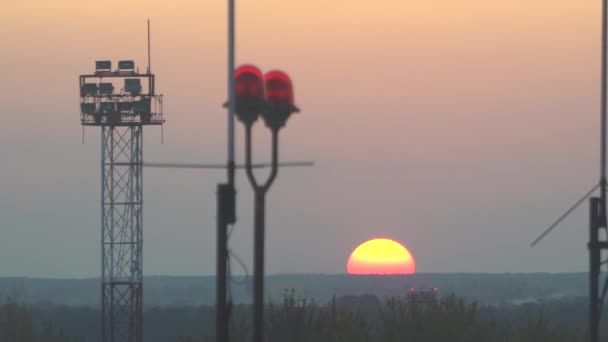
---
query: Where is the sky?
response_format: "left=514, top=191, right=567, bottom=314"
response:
left=0, top=0, right=602, bottom=277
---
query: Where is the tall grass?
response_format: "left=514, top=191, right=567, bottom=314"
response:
left=184, top=291, right=597, bottom=342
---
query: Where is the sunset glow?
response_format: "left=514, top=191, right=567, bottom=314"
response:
left=347, top=238, right=415, bottom=275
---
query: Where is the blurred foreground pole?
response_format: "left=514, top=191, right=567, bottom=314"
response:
left=590, top=1, right=608, bottom=341
left=531, top=1, right=608, bottom=339
left=216, top=1, right=236, bottom=342
left=589, top=198, right=601, bottom=342
left=247, top=129, right=279, bottom=342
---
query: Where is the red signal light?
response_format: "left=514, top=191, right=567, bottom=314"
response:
left=233, top=64, right=265, bottom=125
left=235, top=65, right=265, bottom=102
left=264, top=70, right=294, bottom=106
left=261, top=70, right=299, bottom=130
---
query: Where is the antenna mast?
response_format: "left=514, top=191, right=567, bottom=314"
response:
left=590, top=1, right=608, bottom=341
left=147, top=19, right=151, bottom=73
left=531, top=2, right=608, bottom=341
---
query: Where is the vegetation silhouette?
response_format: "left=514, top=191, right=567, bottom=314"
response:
left=0, top=291, right=605, bottom=341
left=181, top=290, right=596, bottom=342
left=0, top=299, right=84, bottom=342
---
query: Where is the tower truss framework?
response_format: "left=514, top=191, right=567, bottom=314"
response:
left=101, top=126, right=143, bottom=342
left=80, top=60, right=163, bottom=342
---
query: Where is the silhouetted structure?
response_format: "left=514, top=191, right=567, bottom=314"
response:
left=530, top=2, right=608, bottom=342
left=233, top=65, right=300, bottom=342
left=79, top=57, right=163, bottom=342
left=216, top=3, right=237, bottom=342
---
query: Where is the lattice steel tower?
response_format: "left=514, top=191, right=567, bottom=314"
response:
left=79, top=59, right=163, bottom=342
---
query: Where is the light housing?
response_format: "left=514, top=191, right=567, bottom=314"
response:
left=81, top=83, right=98, bottom=97
left=81, top=103, right=96, bottom=114
left=118, top=60, right=135, bottom=71
left=99, top=83, right=114, bottom=95
left=95, top=61, right=111, bottom=72
left=99, top=102, right=115, bottom=114
left=125, top=79, right=142, bottom=95
left=234, top=64, right=266, bottom=125
left=262, top=70, right=299, bottom=130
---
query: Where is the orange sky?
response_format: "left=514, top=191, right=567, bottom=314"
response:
left=0, top=0, right=603, bottom=276
left=0, top=0, right=599, bottom=152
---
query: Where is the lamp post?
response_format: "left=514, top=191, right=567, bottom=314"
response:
left=233, top=65, right=299, bottom=342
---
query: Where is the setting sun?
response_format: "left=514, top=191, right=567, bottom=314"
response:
left=347, top=238, right=416, bottom=275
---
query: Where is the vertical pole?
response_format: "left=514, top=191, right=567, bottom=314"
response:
left=109, top=128, right=115, bottom=342
left=601, top=0, right=608, bottom=224
left=216, top=2, right=237, bottom=342
left=250, top=130, right=279, bottom=342
left=147, top=19, right=151, bottom=74
left=101, top=128, right=107, bottom=342
left=593, top=1, right=608, bottom=340
left=252, top=188, right=266, bottom=342
left=216, top=185, right=229, bottom=342
left=227, top=0, right=236, bottom=180
left=136, top=127, right=143, bottom=342
left=590, top=197, right=601, bottom=342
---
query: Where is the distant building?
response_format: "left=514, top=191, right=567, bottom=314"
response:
left=407, top=288, right=439, bottom=306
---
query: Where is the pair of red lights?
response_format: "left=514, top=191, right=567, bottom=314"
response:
left=409, top=288, right=439, bottom=292
left=233, top=65, right=298, bottom=129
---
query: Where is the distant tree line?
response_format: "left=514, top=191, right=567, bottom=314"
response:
left=182, top=290, right=598, bottom=342
left=3, top=291, right=608, bottom=341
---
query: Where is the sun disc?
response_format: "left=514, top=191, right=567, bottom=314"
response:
left=347, top=238, right=415, bottom=275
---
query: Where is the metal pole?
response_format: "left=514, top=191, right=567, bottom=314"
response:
left=216, top=185, right=229, bottom=342
left=592, top=2, right=608, bottom=340
left=216, top=2, right=236, bottom=342
left=101, top=128, right=107, bottom=342
left=600, top=0, right=608, bottom=187
left=252, top=188, right=266, bottom=342
left=244, top=125, right=261, bottom=342
left=601, top=0, right=608, bottom=223
left=248, top=128, right=279, bottom=342
left=228, top=0, right=236, bottom=179
left=590, top=198, right=601, bottom=342
left=147, top=19, right=151, bottom=73
left=601, top=0, right=608, bottom=224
